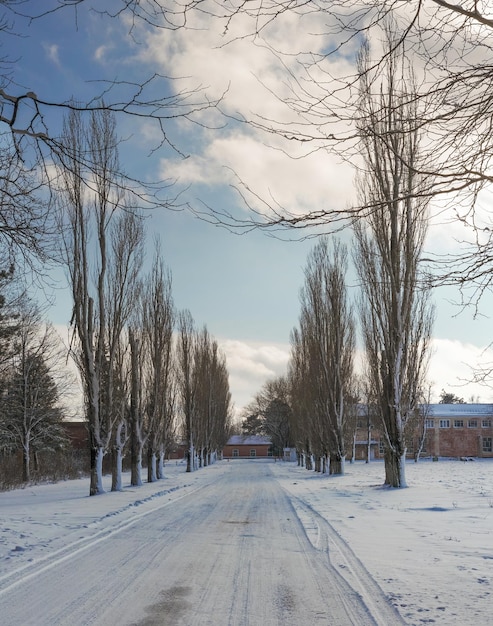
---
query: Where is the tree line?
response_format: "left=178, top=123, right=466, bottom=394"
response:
left=242, top=35, right=434, bottom=488
left=0, top=106, right=233, bottom=495
left=60, top=106, right=233, bottom=496
left=1, top=2, right=493, bottom=493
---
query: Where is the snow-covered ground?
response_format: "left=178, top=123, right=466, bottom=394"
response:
left=273, top=458, right=493, bottom=625
left=1, top=458, right=492, bottom=625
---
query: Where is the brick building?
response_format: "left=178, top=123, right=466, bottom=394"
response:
left=222, top=435, right=272, bottom=459
left=353, top=403, right=493, bottom=460
left=423, top=404, right=493, bottom=458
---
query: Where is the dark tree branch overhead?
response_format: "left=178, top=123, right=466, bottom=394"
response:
left=1, top=0, right=493, bottom=304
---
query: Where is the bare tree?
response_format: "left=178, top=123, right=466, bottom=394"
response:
left=59, top=107, right=144, bottom=495
left=176, top=309, right=197, bottom=473
left=0, top=1, right=226, bottom=305
left=0, top=4, right=221, bottom=173
left=128, top=325, right=145, bottom=486
left=292, top=237, right=355, bottom=475
left=193, top=327, right=233, bottom=466
left=106, top=210, right=145, bottom=491
left=245, top=376, right=292, bottom=457
left=288, top=326, right=315, bottom=469
left=141, top=247, right=175, bottom=482
left=353, top=39, right=434, bottom=488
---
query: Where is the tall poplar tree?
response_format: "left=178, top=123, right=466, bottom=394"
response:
left=353, top=38, right=434, bottom=488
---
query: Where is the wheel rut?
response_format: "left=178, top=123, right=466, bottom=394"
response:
left=288, top=493, right=406, bottom=626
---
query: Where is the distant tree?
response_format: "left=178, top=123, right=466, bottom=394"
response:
left=245, top=376, right=293, bottom=455
left=176, top=310, right=197, bottom=473
left=141, top=249, right=175, bottom=482
left=411, top=387, right=433, bottom=463
left=288, top=327, right=315, bottom=469
left=439, top=390, right=465, bottom=404
left=241, top=413, right=264, bottom=437
left=0, top=306, right=68, bottom=482
left=290, top=237, right=355, bottom=475
left=263, top=397, right=292, bottom=457
left=128, top=326, right=144, bottom=487
left=193, top=326, right=232, bottom=466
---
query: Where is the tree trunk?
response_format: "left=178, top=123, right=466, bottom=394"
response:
left=111, top=422, right=125, bottom=491
left=111, top=446, right=123, bottom=491
left=22, top=443, right=30, bottom=483
left=157, top=449, right=165, bottom=479
left=130, top=442, right=143, bottom=487
left=129, top=328, right=143, bottom=487
left=90, top=445, right=105, bottom=495
left=384, top=448, right=407, bottom=488
left=186, top=441, right=194, bottom=473
left=329, top=454, right=346, bottom=476
left=147, top=448, right=157, bottom=483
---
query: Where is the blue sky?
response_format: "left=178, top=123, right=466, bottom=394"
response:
left=8, top=1, right=493, bottom=414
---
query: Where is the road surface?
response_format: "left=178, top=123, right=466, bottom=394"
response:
left=1, top=461, right=403, bottom=625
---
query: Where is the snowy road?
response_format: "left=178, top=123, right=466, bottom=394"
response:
left=1, top=461, right=402, bottom=625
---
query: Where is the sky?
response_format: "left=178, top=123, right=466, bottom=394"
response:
left=1, top=458, right=493, bottom=625
left=7, top=1, right=493, bottom=417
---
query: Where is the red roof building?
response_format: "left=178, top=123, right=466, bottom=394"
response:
left=223, top=435, right=273, bottom=459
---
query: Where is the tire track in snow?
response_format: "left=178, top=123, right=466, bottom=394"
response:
left=288, top=494, right=406, bottom=626
left=0, top=482, right=202, bottom=597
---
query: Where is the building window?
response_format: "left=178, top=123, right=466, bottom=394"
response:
left=439, top=419, right=450, bottom=428
left=425, top=419, right=434, bottom=429
left=233, top=449, right=239, bottom=457
left=454, top=419, right=464, bottom=428
left=482, top=420, right=492, bottom=428
left=250, top=449, right=256, bottom=457
left=379, top=439, right=385, bottom=454
left=482, top=437, right=492, bottom=453
left=468, top=420, right=478, bottom=428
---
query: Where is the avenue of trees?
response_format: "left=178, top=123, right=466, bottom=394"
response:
left=55, top=107, right=233, bottom=495
left=0, top=102, right=233, bottom=493
left=2, top=2, right=493, bottom=493
left=256, top=37, right=433, bottom=488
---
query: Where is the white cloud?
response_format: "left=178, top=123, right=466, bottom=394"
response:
left=44, top=43, right=60, bottom=66
left=428, top=337, right=493, bottom=403
left=162, top=131, right=354, bottom=216
left=219, top=335, right=493, bottom=421
left=219, top=338, right=290, bottom=415
left=94, top=45, right=112, bottom=62
left=131, top=6, right=358, bottom=218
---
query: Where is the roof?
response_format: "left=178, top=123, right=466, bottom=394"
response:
left=226, top=435, right=272, bottom=446
left=425, top=404, right=493, bottom=418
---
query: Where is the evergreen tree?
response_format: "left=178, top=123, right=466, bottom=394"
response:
left=0, top=351, right=67, bottom=482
